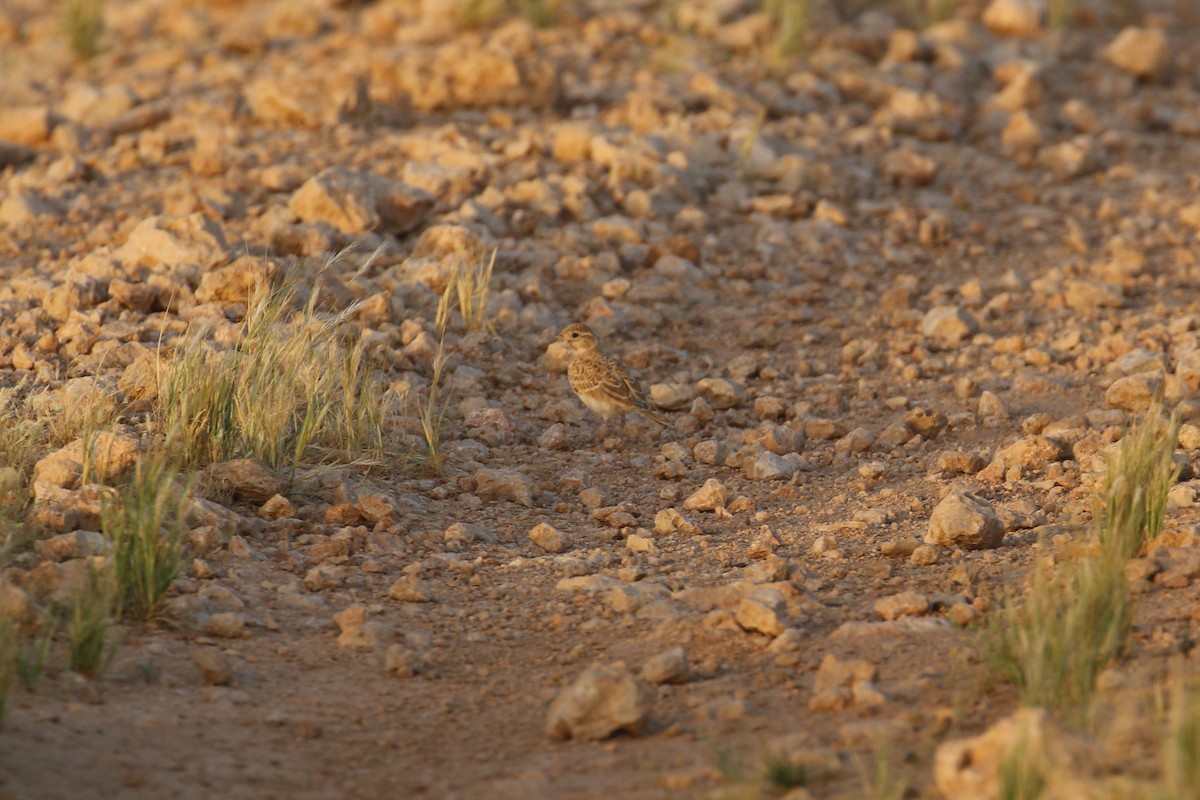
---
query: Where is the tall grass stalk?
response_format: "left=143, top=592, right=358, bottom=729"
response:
left=446, top=248, right=497, bottom=333
left=0, top=614, right=16, bottom=724
left=418, top=287, right=455, bottom=472
left=763, top=0, right=809, bottom=60
left=67, top=563, right=116, bottom=676
left=1098, top=404, right=1181, bottom=560
left=103, top=455, right=190, bottom=621
left=1047, top=0, right=1074, bottom=30
left=1155, top=667, right=1200, bottom=800
left=158, top=253, right=387, bottom=472
left=15, top=609, right=56, bottom=690
left=987, top=405, right=1180, bottom=721
left=998, top=726, right=1047, bottom=800
left=987, top=549, right=1131, bottom=721
left=65, top=0, right=103, bottom=61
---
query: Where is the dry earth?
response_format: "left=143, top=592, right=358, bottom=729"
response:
left=3, top=0, right=1200, bottom=798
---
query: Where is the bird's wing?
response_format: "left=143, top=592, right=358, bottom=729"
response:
left=597, top=357, right=641, bottom=407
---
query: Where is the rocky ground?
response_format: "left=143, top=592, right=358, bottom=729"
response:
left=3, top=0, right=1200, bottom=797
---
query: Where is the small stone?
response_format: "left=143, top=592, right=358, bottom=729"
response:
left=650, top=383, right=696, bottom=410
left=191, top=647, right=233, bottom=686
left=34, top=530, right=110, bottom=562
left=385, top=643, right=427, bottom=677
left=653, top=508, right=701, bottom=536
left=934, top=709, right=1093, bottom=799
left=641, top=647, right=689, bottom=685
left=206, top=612, right=246, bottom=639
left=874, top=591, right=931, bottom=621
left=538, top=423, right=570, bottom=450
left=982, top=0, right=1042, bottom=37
left=834, top=428, right=874, bottom=453
left=926, top=490, right=1005, bottom=550
left=529, top=522, right=568, bottom=553
left=357, top=493, right=397, bottom=524
left=259, top=494, right=296, bottom=520
left=1103, top=27, right=1171, bottom=79
left=302, top=564, right=346, bottom=591
left=473, top=468, right=537, bottom=507
left=977, top=391, right=1009, bottom=421
left=683, top=478, right=727, bottom=512
left=206, top=459, right=288, bottom=503
left=813, top=654, right=877, bottom=693
left=922, top=306, right=979, bottom=347
left=289, top=167, right=433, bottom=235
left=1179, top=424, right=1200, bottom=451
left=1064, top=280, right=1123, bottom=311
left=880, top=538, right=920, bottom=558
left=443, top=522, right=493, bottom=549
left=546, top=664, right=654, bottom=741
left=735, top=587, right=789, bottom=637
left=195, top=257, right=278, bottom=305
left=1105, top=373, right=1163, bottom=413
left=387, top=575, right=432, bottom=603
left=938, top=451, right=986, bottom=475
left=743, top=451, right=796, bottom=481
left=695, top=378, right=745, bottom=410
left=911, top=545, right=941, bottom=566
left=947, top=603, right=981, bottom=627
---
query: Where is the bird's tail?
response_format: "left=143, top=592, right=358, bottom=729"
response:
left=638, top=405, right=669, bottom=427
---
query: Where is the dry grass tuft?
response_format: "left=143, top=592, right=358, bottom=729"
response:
left=158, top=252, right=388, bottom=473
left=987, top=404, right=1180, bottom=721
left=103, top=452, right=191, bottom=622
left=65, top=0, right=104, bottom=61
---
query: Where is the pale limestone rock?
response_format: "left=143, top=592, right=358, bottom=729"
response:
left=1103, top=27, right=1170, bottom=79
left=926, top=490, right=1004, bottom=550
left=529, top=522, right=568, bottom=553
left=546, top=664, right=654, bottom=741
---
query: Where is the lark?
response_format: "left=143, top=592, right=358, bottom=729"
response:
left=558, top=322, right=668, bottom=432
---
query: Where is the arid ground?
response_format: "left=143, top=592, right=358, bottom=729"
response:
left=3, top=0, right=1200, bottom=798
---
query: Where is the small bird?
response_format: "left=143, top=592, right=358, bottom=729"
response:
left=558, top=322, right=668, bottom=432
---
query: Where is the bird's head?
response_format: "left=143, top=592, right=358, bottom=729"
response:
left=558, top=323, right=598, bottom=352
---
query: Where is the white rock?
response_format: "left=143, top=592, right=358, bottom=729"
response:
left=922, top=306, right=979, bottom=347
left=1103, top=27, right=1171, bottom=79
left=683, top=478, right=727, bottom=512
left=735, top=586, right=789, bottom=637
left=546, top=664, right=654, bottom=741
left=641, top=647, right=689, bottom=685
left=743, top=451, right=796, bottom=481
left=529, top=522, right=568, bottom=553
left=874, top=591, right=931, bottom=621
left=926, top=490, right=1004, bottom=550
left=981, top=0, right=1041, bottom=37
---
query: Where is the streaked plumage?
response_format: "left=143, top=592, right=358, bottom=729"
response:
left=558, top=323, right=668, bottom=428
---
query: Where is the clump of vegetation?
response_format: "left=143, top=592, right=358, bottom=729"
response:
left=711, top=741, right=821, bottom=797
left=461, top=0, right=559, bottom=29
left=444, top=248, right=498, bottom=334
left=0, top=386, right=41, bottom=530
left=763, top=0, right=810, bottom=60
left=65, top=0, right=104, bottom=61
left=761, top=749, right=811, bottom=792
left=0, top=615, right=17, bottom=724
left=15, top=607, right=56, bottom=692
left=158, top=256, right=388, bottom=473
left=103, top=453, right=191, bottom=622
left=1047, top=0, right=1075, bottom=30
left=67, top=563, right=116, bottom=676
left=987, top=404, right=1180, bottom=721
left=1097, top=404, right=1180, bottom=560
left=987, top=549, right=1131, bottom=721
left=997, top=726, right=1048, bottom=800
